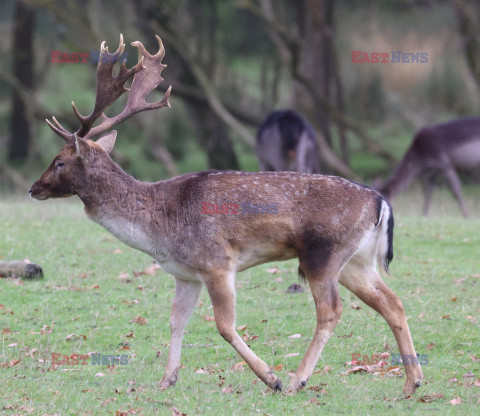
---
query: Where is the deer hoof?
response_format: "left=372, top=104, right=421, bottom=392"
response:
left=272, top=378, right=282, bottom=392
left=401, top=378, right=422, bottom=396
left=159, top=371, right=178, bottom=390
left=285, top=379, right=306, bottom=395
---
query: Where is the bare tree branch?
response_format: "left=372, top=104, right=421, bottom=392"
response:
left=239, top=0, right=396, bottom=164
left=150, top=21, right=256, bottom=148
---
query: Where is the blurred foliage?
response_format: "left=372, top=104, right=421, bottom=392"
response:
left=0, top=0, right=479, bottom=186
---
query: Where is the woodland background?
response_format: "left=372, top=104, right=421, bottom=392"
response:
left=1, top=0, right=480, bottom=189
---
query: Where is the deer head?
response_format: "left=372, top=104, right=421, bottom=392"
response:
left=30, top=34, right=171, bottom=201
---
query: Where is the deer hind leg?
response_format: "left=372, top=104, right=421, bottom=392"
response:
left=339, top=255, right=423, bottom=396
left=286, top=253, right=344, bottom=394
left=160, top=278, right=203, bottom=390
left=205, top=271, right=282, bottom=391
left=443, top=167, right=468, bottom=217
left=421, top=171, right=436, bottom=216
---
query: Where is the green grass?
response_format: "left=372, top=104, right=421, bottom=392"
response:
left=1, top=189, right=479, bottom=415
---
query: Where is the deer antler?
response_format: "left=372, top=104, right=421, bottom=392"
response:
left=45, top=34, right=171, bottom=143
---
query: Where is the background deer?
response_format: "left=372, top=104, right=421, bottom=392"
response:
left=376, top=117, right=480, bottom=217
left=256, top=110, right=321, bottom=173
left=30, top=35, right=423, bottom=395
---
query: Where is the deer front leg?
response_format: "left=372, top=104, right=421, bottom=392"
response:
left=205, top=273, right=282, bottom=391
left=159, top=278, right=203, bottom=390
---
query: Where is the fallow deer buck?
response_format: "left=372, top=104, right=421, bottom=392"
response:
left=30, top=34, right=423, bottom=395
left=377, top=117, right=480, bottom=217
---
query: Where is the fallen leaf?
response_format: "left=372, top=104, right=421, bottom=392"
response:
left=449, top=397, right=461, bottom=405
left=463, top=371, right=475, bottom=378
left=289, top=334, right=302, bottom=339
left=170, top=407, right=187, bottom=416
left=284, top=353, right=300, bottom=358
left=95, top=372, right=105, bottom=377
left=266, top=267, right=278, bottom=274
left=81, top=388, right=94, bottom=393
left=426, top=342, right=436, bottom=350
left=202, top=315, right=215, bottom=322
left=236, top=325, right=247, bottom=331
left=351, top=304, right=361, bottom=309
left=0, top=358, right=21, bottom=368
left=222, top=385, right=234, bottom=394
left=474, top=379, right=480, bottom=387
left=129, top=316, right=147, bottom=325
left=231, top=361, right=246, bottom=372
left=113, top=249, right=123, bottom=254
left=86, top=284, right=100, bottom=290
left=272, top=363, right=283, bottom=372
left=417, top=395, right=433, bottom=403
left=125, top=331, right=135, bottom=338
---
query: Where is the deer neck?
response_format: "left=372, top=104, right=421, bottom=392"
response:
left=382, top=151, right=421, bottom=199
left=75, top=162, right=160, bottom=241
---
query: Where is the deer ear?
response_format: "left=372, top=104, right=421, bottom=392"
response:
left=75, top=135, right=93, bottom=163
left=96, top=130, right=117, bottom=154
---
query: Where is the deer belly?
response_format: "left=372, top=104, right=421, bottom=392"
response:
left=235, top=243, right=297, bottom=272
left=451, top=141, right=480, bottom=168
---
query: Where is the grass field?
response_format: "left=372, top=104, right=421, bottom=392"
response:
left=1, top=187, right=479, bottom=415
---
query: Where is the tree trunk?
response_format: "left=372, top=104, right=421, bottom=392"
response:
left=8, top=0, right=35, bottom=162
left=187, top=104, right=240, bottom=170
left=452, top=0, right=480, bottom=90
left=294, top=0, right=333, bottom=146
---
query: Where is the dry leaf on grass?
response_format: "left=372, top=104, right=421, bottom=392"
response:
left=0, top=358, right=21, bottom=368
left=129, top=316, right=147, bottom=325
left=221, top=385, right=234, bottom=394
left=231, top=361, right=246, bottom=372
left=449, top=397, right=462, bottom=405
left=202, top=315, right=215, bottom=322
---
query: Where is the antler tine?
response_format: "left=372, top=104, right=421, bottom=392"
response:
left=76, top=34, right=138, bottom=138
left=45, top=118, right=74, bottom=143
left=82, top=35, right=172, bottom=141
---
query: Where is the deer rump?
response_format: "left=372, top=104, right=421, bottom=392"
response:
left=256, top=110, right=321, bottom=174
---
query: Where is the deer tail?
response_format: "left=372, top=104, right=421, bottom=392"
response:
left=376, top=198, right=394, bottom=277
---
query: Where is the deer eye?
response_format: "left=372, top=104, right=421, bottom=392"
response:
left=56, top=161, right=65, bottom=168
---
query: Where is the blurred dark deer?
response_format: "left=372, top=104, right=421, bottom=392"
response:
left=376, top=117, right=480, bottom=217
left=256, top=110, right=321, bottom=173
